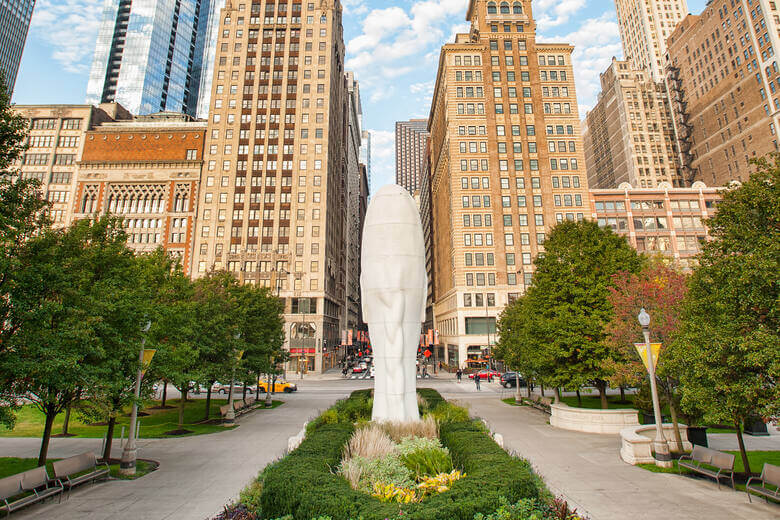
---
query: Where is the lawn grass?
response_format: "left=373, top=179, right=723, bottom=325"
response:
left=560, top=395, right=639, bottom=410
left=0, top=457, right=156, bottom=481
left=0, top=398, right=283, bottom=439
left=501, top=397, right=524, bottom=407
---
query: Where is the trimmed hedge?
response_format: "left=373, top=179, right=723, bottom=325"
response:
left=258, top=389, right=544, bottom=520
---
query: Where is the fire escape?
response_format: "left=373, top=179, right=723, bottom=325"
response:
left=667, top=66, right=699, bottom=185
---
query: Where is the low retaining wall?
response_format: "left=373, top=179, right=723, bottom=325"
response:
left=549, top=402, right=639, bottom=434
left=620, top=423, right=692, bottom=464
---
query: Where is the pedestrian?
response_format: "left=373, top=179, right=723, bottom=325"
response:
left=456, top=368, right=462, bottom=383
left=422, top=365, right=428, bottom=378
left=475, top=374, right=481, bottom=391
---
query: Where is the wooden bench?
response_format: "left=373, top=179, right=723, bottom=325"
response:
left=220, top=398, right=258, bottom=420
left=52, top=452, right=109, bottom=496
left=746, top=463, right=780, bottom=503
left=523, top=396, right=553, bottom=414
left=678, top=445, right=735, bottom=490
left=0, top=466, right=63, bottom=516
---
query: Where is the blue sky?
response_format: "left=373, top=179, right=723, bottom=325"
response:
left=14, top=0, right=707, bottom=192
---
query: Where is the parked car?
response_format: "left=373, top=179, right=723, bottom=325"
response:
left=257, top=380, right=297, bottom=393
left=500, top=372, right=527, bottom=388
left=215, top=383, right=256, bottom=395
left=468, top=369, right=501, bottom=380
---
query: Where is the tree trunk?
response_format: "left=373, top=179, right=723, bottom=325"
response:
left=665, top=381, right=683, bottom=451
left=178, top=390, right=186, bottom=428
left=576, top=388, right=582, bottom=407
left=735, top=420, right=752, bottom=475
left=242, top=383, right=247, bottom=404
left=38, top=408, right=56, bottom=467
left=61, top=405, right=72, bottom=436
left=619, top=386, right=626, bottom=403
left=554, top=387, right=562, bottom=403
left=255, top=372, right=261, bottom=401
left=203, top=386, right=213, bottom=421
left=161, top=380, right=168, bottom=407
left=103, top=415, right=116, bottom=461
left=597, top=381, right=608, bottom=409
left=540, top=383, right=545, bottom=397
left=526, top=378, right=532, bottom=398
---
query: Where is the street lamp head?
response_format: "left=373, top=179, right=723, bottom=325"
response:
left=142, top=321, right=152, bottom=333
left=234, top=332, right=241, bottom=340
left=638, top=308, right=651, bottom=328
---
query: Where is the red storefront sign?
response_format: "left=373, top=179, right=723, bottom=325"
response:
left=290, top=348, right=316, bottom=354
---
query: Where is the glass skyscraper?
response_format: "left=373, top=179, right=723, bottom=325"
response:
left=86, top=0, right=224, bottom=117
left=0, top=0, right=35, bottom=94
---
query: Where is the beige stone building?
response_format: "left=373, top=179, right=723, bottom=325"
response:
left=615, top=0, right=688, bottom=81
left=590, top=182, right=721, bottom=270
left=13, top=103, right=133, bottom=227
left=428, top=0, right=590, bottom=368
left=395, top=119, right=429, bottom=193
left=75, top=113, right=207, bottom=274
left=666, top=1, right=780, bottom=186
left=190, top=0, right=361, bottom=374
left=584, top=58, right=683, bottom=189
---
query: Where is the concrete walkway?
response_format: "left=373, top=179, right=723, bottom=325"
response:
left=444, top=381, right=779, bottom=520
left=1, top=381, right=368, bottom=520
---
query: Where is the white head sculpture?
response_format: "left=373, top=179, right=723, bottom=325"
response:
left=361, top=185, right=426, bottom=422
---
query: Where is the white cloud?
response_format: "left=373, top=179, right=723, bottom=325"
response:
left=538, top=13, right=622, bottom=113
left=29, top=0, right=104, bottom=74
left=535, top=0, right=587, bottom=28
left=367, top=129, right=396, bottom=190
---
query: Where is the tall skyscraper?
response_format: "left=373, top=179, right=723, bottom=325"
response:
left=667, top=2, right=780, bottom=186
left=86, top=0, right=222, bottom=117
left=191, top=0, right=361, bottom=374
left=428, top=0, right=590, bottom=367
left=360, top=130, right=372, bottom=191
left=614, top=0, right=688, bottom=81
left=584, top=58, right=682, bottom=189
left=395, top=119, right=429, bottom=193
left=0, top=0, right=35, bottom=93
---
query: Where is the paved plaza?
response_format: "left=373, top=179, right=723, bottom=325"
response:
left=1, top=376, right=778, bottom=519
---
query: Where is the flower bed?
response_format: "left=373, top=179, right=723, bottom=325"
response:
left=227, top=389, right=585, bottom=520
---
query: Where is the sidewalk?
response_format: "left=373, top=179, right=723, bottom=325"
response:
left=454, top=390, right=779, bottom=520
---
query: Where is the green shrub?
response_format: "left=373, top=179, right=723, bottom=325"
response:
left=339, top=454, right=415, bottom=493
left=400, top=446, right=453, bottom=478
left=258, top=389, right=545, bottom=520
left=473, top=496, right=588, bottom=520
left=431, top=401, right=470, bottom=424
left=397, top=436, right=444, bottom=456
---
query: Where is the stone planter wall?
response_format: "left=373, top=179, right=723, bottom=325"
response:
left=620, top=424, right=692, bottom=464
left=549, top=402, right=640, bottom=434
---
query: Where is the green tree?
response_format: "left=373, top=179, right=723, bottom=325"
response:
left=495, top=295, right=545, bottom=401
left=522, top=220, right=643, bottom=408
left=1, top=216, right=146, bottom=465
left=0, top=74, right=49, bottom=428
left=668, top=158, right=780, bottom=474
left=191, top=271, right=242, bottom=420
left=236, top=282, right=285, bottom=405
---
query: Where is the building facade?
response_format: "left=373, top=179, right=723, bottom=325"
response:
left=0, top=0, right=35, bottom=93
left=86, top=0, right=223, bottom=117
left=584, top=58, right=683, bottom=189
left=360, top=130, right=372, bottom=191
left=590, top=183, right=721, bottom=270
left=75, top=114, right=206, bottom=273
left=428, top=0, right=590, bottom=368
left=614, top=0, right=688, bottom=81
left=190, top=0, right=359, bottom=374
left=13, top=103, right=133, bottom=228
left=666, top=1, right=780, bottom=186
left=395, top=119, right=429, bottom=193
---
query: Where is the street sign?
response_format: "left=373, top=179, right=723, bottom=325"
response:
left=634, top=343, right=662, bottom=372
left=423, top=349, right=432, bottom=358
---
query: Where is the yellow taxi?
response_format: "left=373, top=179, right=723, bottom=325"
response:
left=257, top=379, right=298, bottom=393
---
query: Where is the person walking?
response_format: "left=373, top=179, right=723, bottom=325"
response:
left=475, top=373, right=481, bottom=391
left=456, top=368, right=462, bottom=383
